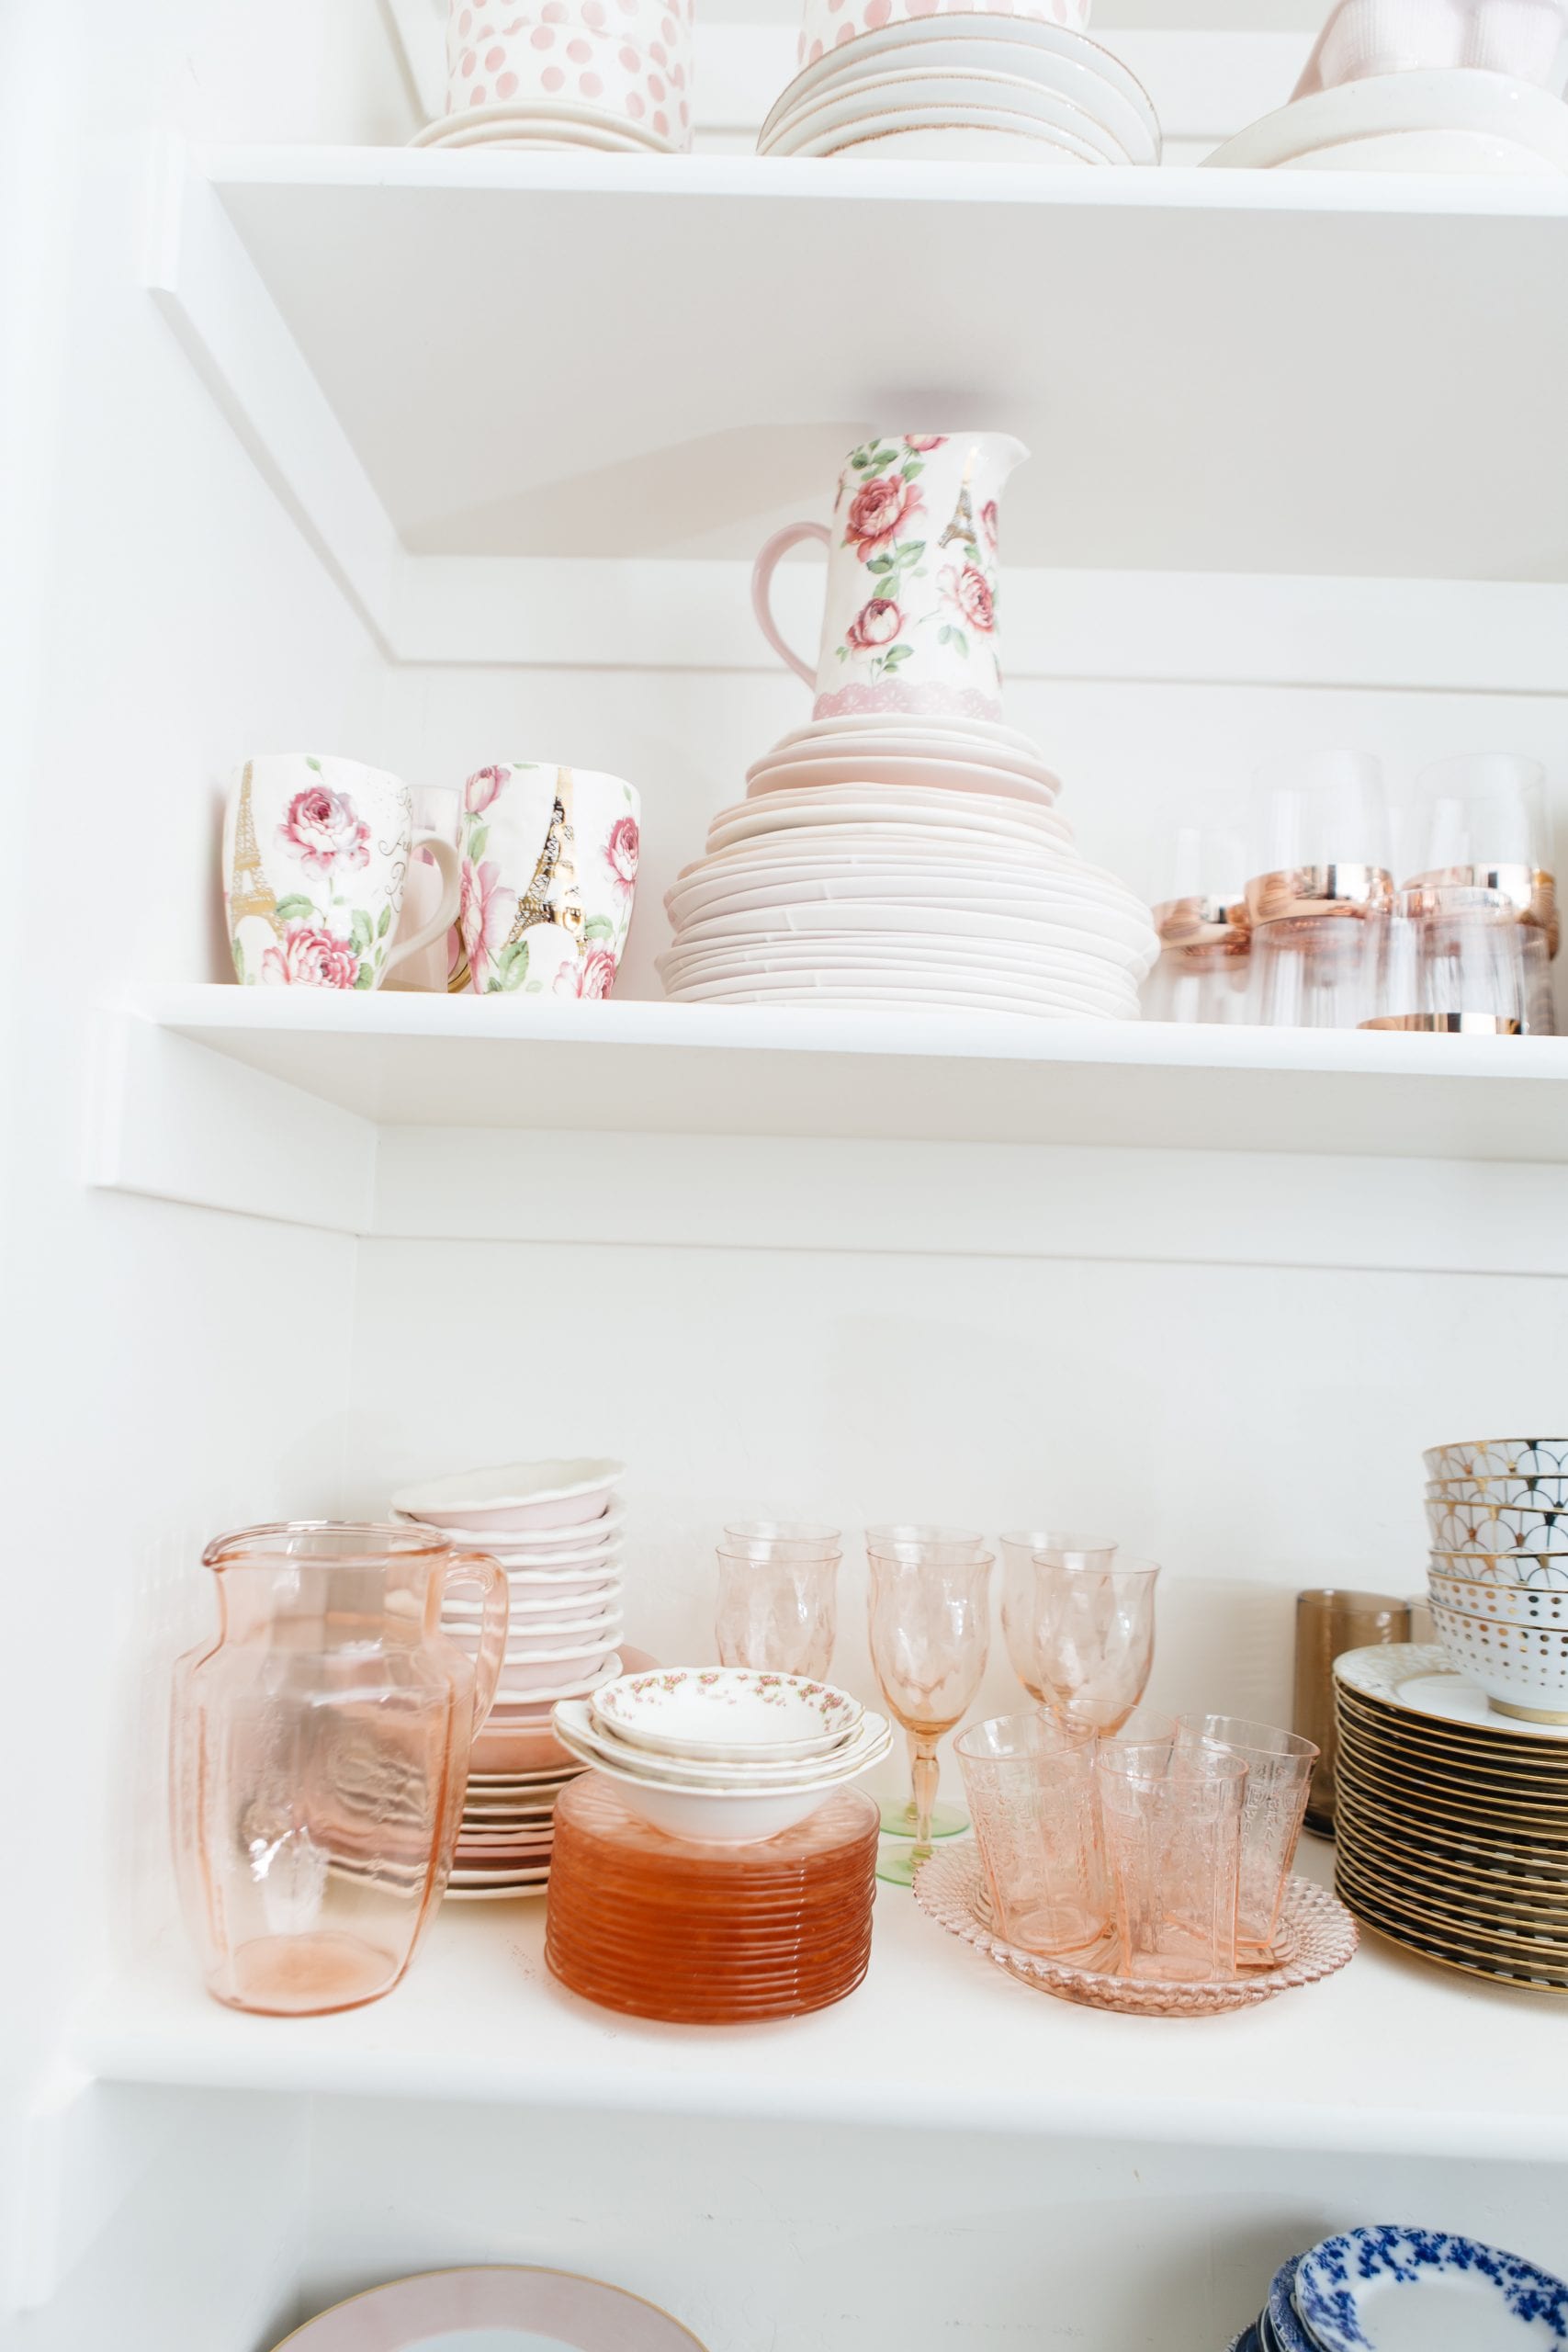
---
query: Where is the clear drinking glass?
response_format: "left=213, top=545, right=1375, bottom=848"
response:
left=1027, top=1549, right=1160, bottom=1733
left=1175, top=1713, right=1318, bottom=1957
left=1292, top=1588, right=1412, bottom=1834
left=1000, top=1529, right=1116, bottom=1699
left=1246, top=751, right=1393, bottom=1029
left=866, top=1546, right=994, bottom=1888
left=1145, top=808, right=1251, bottom=1025
left=715, top=1548, right=840, bottom=1679
left=954, top=1713, right=1109, bottom=1960
left=171, top=1522, right=507, bottom=2014
left=1406, top=752, right=1555, bottom=956
left=1363, top=884, right=1540, bottom=1033
left=723, top=1520, right=841, bottom=1561
left=1095, top=1741, right=1247, bottom=1984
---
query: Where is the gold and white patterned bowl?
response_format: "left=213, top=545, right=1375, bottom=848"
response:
left=1428, top=1569, right=1568, bottom=1626
left=1425, top=1497, right=1568, bottom=1555
left=1428, top=1546, right=1568, bottom=1589
left=1429, top=1601, right=1568, bottom=1723
left=1425, top=1439, right=1568, bottom=1482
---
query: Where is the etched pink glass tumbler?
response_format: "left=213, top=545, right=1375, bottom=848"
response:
left=1028, top=1547, right=1159, bottom=1734
left=954, top=1712, right=1109, bottom=1960
left=1095, top=1740, right=1247, bottom=1984
left=716, top=1523, right=840, bottom=1680
left=1175, top=1713, right=1318, bottom=1958
left=866, top=1542, right=993, bottom=1888
left=171, top=1521, right=507, bottom=2015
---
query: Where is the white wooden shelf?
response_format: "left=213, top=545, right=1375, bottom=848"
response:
left=73, top=1839, right=1568, bottom=2161
left=151, top=140, right=1568, bottom=651
left=106, top=985, right=1568, bottom=1163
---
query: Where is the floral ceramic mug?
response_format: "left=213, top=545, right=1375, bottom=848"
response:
left=222, top=755, right=460, bottom=989
left=456, top=762, right=639, bottom=997
left=751, top=430, right=1028, bottom=725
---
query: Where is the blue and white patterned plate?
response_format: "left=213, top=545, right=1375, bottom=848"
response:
left=1265, top=2262, right=1316, bottom=2352
left=1294, top=2227, right=1568, bottom=2351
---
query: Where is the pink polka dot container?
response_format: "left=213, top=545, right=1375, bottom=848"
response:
left=431, top=0, right=694, bottom=151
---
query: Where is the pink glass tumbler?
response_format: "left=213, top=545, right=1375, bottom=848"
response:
left=954, top=1712, right=1109, bottom=1960
left=1095, top=1740, right=1247, bottom=1984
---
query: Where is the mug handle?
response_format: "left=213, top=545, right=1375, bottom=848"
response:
left=751, top=520, right=831, bottom=686
left=443, top=1550, right=510, bottom=1742
left=383, top=835, right=461, bottom=976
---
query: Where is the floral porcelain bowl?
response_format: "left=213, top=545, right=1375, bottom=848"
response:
left=391, top=1458, right=623, bottom=1533
left=589, top=1668, right=863, bottom=1762
left=555, top=1698, right=890, bottom=1786
left=552, top=1697, right=892, bottom=1841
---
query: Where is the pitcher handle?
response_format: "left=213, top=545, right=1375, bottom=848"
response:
left=443, top=1550, right=509, bottom=1741
left=751, top=520, right=830, bottom=687
left=383, top=836, right=461, bottom=977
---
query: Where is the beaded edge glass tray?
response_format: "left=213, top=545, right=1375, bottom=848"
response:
left=914, top=1846, right=1358, bottom=2017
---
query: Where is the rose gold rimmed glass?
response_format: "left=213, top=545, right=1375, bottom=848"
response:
left=1027, top=1548, right=1160, bottom=1733
left=715, top=1547, right=840, bottom=1679
left=1095, top=1740, right=1247, bottom=1984
left=954, top=1712, right=1109, bottom=1960
left=999, top=1529, right=1116, bottom=1700
left=866, top=1543, right=993, bottom=1887
left=1175, top=1713, right=1318, bottom=1959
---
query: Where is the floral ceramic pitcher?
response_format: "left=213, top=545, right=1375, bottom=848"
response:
left=751, top=430, right=1028, bottom=726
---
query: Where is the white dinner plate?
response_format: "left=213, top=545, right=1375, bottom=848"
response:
left=761, top=16, right=1159, bottom=151
left=768, top=73, right=1132, bottom=164
left=660, top=933, right=1138, bottom=985
left=762, top=37, right=1158, bottom=163
left=663, top=983, right=1122, bottom=1020
left=745, top=753, right=1060, bottom=806
left=415, top=122, right=660, bottom=153
left=1289, top=126, right=1563, bottom=173
left=661, top=962, right=1137, bottom=1012
left=776, top=710, right=1046, bottom=755
left=829, top=122, right=1101, bottom=158
left=669, top=894, right=1156, bottom=959
left=1202, top=66, right=1568, bottom=172
left=1336, top=1644, right=1568, bottom=1742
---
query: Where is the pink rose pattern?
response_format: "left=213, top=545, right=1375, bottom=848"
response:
left=261, top=922, right=361, bottom=989
left=276, top=786, right=371, bottom=882
left=555, top=944, right=618, bottom=999
left=605, top=814, right=639, bottom=897
left=830, top=437, right=998, bottom=684
left=457, top=763, right=637, bottom=998
left=459, top=855, right=519, bottom=993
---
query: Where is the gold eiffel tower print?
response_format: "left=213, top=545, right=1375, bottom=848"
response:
left=938, top=480, right=980, bottom=556
left=507, top=769, right=585, bottom=944
left=227, top=763, right=284, bottom=939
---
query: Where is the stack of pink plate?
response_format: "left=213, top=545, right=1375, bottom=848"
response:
left=660, top=719, right=1157, bottom=1017
left=391, top=1458, right=632, bottom=1899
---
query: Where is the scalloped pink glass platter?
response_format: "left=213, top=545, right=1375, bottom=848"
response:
left=273, top=2263, right=710, bottom=2348
left=914, top=1844, right=1358, bottom=2016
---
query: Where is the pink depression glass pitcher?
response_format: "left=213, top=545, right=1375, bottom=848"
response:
left=171, top=1521, right=507, bottom=2016
left=751, top=429, right=1028, bottom=725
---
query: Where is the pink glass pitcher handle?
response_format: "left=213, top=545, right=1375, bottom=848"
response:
left=443, top=1551, right=509, bottom=1741
left=751, top=520, right=830, bottom=687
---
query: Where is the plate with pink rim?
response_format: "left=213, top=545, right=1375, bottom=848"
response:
left=705, top=795, right=1074, bottom=843
left=914, top=1845, right=1358, bottom=2016
left=746, top=753, right=1059, bottom=806
left=272, top=2264, right=712, bottom=2347
left=667, top=858, right=1103, bottom=923
left=762, top=40, right=1158, bottom=163
left=767, top=75, right=1132, bottom=164
left=775, top=709, right=1045, bottom=755
left=671, top=896, right=1157, bottom=960
left=749, top=732, right=1063, bottom=793
left=705, top=808, right=1072, bottom=855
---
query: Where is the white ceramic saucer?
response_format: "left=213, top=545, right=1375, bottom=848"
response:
left=707, top=796, right=1074, bottom=851
left=761, top=15, right=1159, bottom=152
left=1291, top=125, right=1563, bottom=171
left=411, top=100, right=677, bottom=152
left=747, top=752, right=1060, bottom=806
left=762, top=38, right=1157, bottom=163
left=768, top=75, right=1133, bottom=164
left=1203, top=67, right=1568, bottom=171
left=749, top=731, right=1063, bottom=794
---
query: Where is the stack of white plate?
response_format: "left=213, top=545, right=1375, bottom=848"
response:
left=660, top=722, right=1158, bottom=1017
left=758, top=16, right=1160, bottom=163
left=552, top=1667, right=894, bottom=1842
left=1202, top=66, right=1568, bottom=172
left=392, top=1456, right=629, bottom=1897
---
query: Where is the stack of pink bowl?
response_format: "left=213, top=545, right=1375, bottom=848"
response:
left=412, top=0, right=694, bottom=153
left=391, top=1457, right=629, bottom=1897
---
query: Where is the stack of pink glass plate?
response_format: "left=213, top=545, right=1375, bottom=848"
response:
left=546, top=1775, right=879, bottom=2019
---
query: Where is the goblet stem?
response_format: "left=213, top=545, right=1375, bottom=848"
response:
left=910, top=1734, right=941, bottom=1867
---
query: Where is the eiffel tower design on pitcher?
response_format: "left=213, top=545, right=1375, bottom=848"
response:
left=937, top=479, right=981, bottom=559
left=227, top=762, right=284, bottom=945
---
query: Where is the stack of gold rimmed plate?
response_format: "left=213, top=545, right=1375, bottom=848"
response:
left=1334, top=1641, right=1568, bottom=1993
